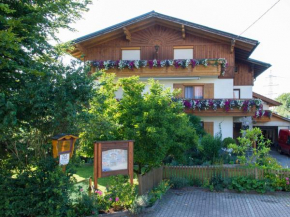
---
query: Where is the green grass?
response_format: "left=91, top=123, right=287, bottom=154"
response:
left=74, top=164, right=138, bottom=193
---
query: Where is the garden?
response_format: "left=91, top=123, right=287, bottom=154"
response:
left=1, top=1, right=290, bottom=217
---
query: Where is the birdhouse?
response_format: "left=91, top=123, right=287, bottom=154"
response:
left=51, top=134, right=78, bottom=165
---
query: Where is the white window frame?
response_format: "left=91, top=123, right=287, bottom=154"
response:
left=173, top=46, right=193, bottom=59
left=121, top=47, right=141, bottom=60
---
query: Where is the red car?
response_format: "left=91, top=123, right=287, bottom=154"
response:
left=277, top=129, right=290, bottom=155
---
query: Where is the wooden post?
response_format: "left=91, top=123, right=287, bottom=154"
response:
left=94, top=143, right=98, bottom=189
left=88, top=177, right=93, bottom=196
left=128, top=141, right=134, bottom=185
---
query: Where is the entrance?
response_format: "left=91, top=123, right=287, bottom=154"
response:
left=233, top=122, right=242, bottom=141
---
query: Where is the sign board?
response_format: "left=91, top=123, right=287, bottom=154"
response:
left=94, top=140, right=134, bottom=189
left=102, top=149, right=128, bottom=172
left=59, top=153, right=70, bottom=165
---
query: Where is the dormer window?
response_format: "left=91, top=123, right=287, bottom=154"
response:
left=174, top=46, right=193, bottom=59
left=121, top=47, right=140, bottom=60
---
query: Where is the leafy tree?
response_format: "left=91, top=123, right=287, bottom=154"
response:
left=274, top=93, right=290, bottom=118
left=117, top=76, right=198, bottom=174
left=228, top=127, right=271, bottom=165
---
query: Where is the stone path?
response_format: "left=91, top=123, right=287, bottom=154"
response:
left=142, top=188, right=290, bottom=217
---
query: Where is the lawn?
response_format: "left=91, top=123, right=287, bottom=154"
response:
left=74, top=164, right=138, bottom=193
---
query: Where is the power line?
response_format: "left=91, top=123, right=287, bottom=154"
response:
left=236, top=0, right=281, bottom=38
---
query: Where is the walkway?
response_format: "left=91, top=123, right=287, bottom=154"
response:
left=142, top=188, right=290, bottom=217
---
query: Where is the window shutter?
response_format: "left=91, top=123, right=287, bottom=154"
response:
left=204, top=83, right=214, bottom=99
left=204, top=122, right=214, bottom=136
left=173, top=84, right=184, bottom=98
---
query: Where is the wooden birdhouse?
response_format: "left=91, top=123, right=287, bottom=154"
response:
left=51, top=134, right=78, bottom=165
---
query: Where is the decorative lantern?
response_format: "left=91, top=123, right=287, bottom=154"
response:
left=51, top=134, right=78, bottom=166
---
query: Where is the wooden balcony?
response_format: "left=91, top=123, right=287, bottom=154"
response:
left=253, top=110, right=272, bottom=122
left=92, top=60, right=223, bottom=77
left=181, top=98, right=261, bottom=117
left=185, top=107, right=256, bottom=117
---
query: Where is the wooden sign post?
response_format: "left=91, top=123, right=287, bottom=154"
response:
left=94, top=140, right=134, bottom=189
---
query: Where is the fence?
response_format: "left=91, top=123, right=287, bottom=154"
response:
left=163, top=165, right=290, bottom=183
left=138, top=167, right=163, bottom=195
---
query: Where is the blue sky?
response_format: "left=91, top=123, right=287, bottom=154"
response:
left=58, top=0, right=290, bottom=99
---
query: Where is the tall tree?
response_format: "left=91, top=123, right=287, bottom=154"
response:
left=0, top=0, right=93, bottom=159
left=274, top=93, right=290, bottom=118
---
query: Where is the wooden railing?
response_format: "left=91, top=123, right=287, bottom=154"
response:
left=163, top=165, right=290, bottom=183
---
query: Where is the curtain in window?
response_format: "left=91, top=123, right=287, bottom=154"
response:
left=233, top=90, right=240, bottom=99
left=194, top=86, right=203, bottom=99
left=185, top=87, right=193, bottom=98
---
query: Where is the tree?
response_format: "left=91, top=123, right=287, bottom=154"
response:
left=274, top=93, right=290, bottom=118
left=0, top=0, right=93, bottom=160
left=117, top=76, right=198, bottom=174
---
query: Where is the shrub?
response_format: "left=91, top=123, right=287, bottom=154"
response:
left=0, top=157, right=75, bottom=217
left=210, top=174, right=225, bottom=191
left=169, top=176, right=189, bottom=189
left=200, top=134, right=222, bottom=163
left=189, top=178, right=202, bottom=187
left=222, top=137, right=236, bottom=148
left=70, top=192, right=98, bottom=217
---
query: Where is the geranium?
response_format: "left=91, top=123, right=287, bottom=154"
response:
left=115, top=197, right=119, bottom=202
left=183, top=100, right=192, bottom=108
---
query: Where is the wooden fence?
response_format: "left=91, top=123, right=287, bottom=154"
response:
left=138, top=167, right=163, bottom=195
left=163, top=165, right=290, bottom=183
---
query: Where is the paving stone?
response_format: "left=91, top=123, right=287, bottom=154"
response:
left=141, top=188, right=290, bottom=217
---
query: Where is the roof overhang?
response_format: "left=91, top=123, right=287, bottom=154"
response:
left=70, top=11, right=259, bottom=60
left=253, top=92, right=281, bottom=107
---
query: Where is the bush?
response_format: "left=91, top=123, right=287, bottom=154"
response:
left=210, top=174, right=225, bottom=191
left=222, top=137, right=236, bottom=148
left=189, top=178, right=202, bottom=187
left=0, top=157, right=75, bottom=217
left=70, top=192, right=98, bottom=217
left=200, top=134, right=222, bottom=163
left=229, top=176, right=275, bottom=193
left=169, top=176, right=189, bottom=189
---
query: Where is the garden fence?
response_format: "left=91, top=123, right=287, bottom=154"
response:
left=138, top=167, right=163, bottom=195
left=163, top=165, right=290, bottom=183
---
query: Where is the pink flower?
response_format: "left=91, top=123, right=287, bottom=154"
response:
left=92, top=211, right=95, bottom=215
left=115, top=197, right=119, bottom=202
left=287, top=181, right=289, bottom=185
left=109, top=198, right=112, bottom=201
left=94, top=190, right=103, bottom=195
left=80, top=188, right=83, bottom=192
left=286, top=177, right=289, bottom=181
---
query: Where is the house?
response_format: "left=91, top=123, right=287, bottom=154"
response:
left=252, top=92, right=290, bottom=145
left=70, top=11, right=274, bottom=139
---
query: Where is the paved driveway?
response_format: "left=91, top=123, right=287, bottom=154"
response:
left=269, top=149, right=290, bottom=168
left=142, top=188, right=290, bottom=217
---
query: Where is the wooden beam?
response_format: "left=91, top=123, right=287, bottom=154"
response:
left=182, top=24, right=185, bottom=39
left=231, top=39, right=235, bottom=53
left=123, top=27, right=131, bottom=41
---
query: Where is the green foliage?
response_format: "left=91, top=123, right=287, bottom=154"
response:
left=209, top=174, right=225, bottom=191
left=188, top=115, right=206, bottom=137
left=200, top=134, right=222, bottom=163
left=229, top=176, right=275, bottom=193
left=0, top=157, right=75, bottom=217
left=70, top=192, right=98, bottom=217
left=228, top=128, right=271, bottom=166
left=80, top=74, right=199, bottom=173
left=169, top=176, right=189, bottom=189
left=222, top=137, right=236, bottom=148
left=189, top=178, right=202, bottom=187
left=274, top=93, right=290, bottom=118
left=105, top=175, right=137, bottom=210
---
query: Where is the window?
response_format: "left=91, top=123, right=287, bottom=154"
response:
left=233, top=89, right=240, bottom=99
left=185, top=86, right=203, bottom=99
left=121, top=48, right=140, bottom=60
left=174, top=46, right=193, bottom=59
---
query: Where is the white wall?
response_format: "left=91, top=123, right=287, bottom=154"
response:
left=201, top=116, right=233, bottom=139
left=233, top=86, right=252, bottom=99
left=142, top=78, right=234, bottom=98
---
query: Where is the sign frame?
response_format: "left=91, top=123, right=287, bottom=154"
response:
left=94, top=140, right=134, bottom=189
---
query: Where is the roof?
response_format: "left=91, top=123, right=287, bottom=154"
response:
left=272, top=113, right=290, bottom=123
left=73, top=11, right=258, bottom=46
left=253, top=92, right=282, bottom=107
left=51, top=134, right=78, bottom=140
left=71, top=11, right=271, bottom=77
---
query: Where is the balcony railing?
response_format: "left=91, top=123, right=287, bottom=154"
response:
left=90, top=58, right=227, bottom=77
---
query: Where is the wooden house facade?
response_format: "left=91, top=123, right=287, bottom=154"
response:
left=70, top=11, right=273, bottom=139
